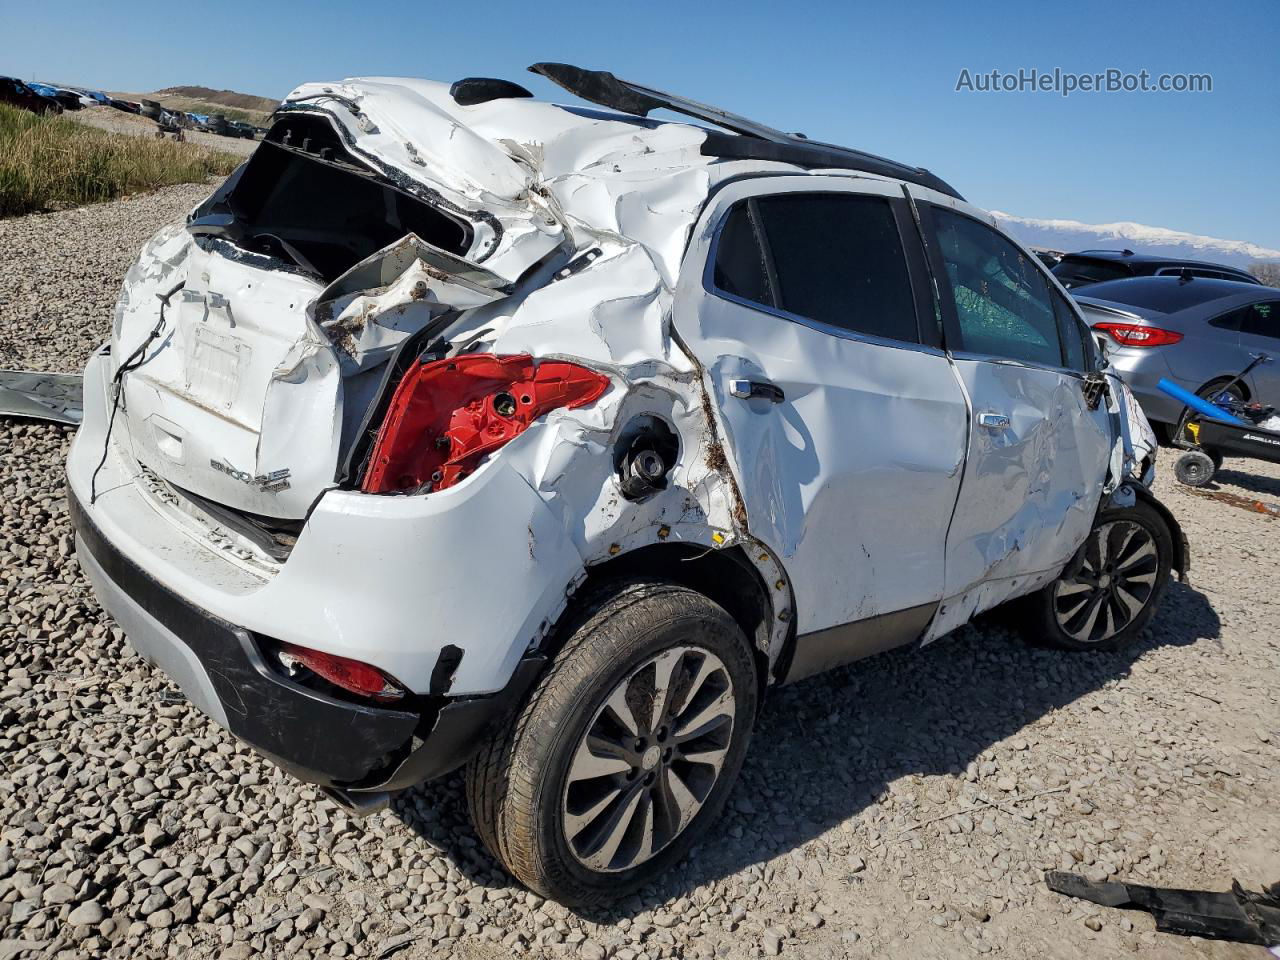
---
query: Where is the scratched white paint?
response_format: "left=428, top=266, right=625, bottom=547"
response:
left=70, top=76, right=1155, bottom=696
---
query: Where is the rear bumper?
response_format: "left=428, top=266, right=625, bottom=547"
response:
left=70, top=478, right=546, bottom=792
left=66, top=347, right=584, bottom=697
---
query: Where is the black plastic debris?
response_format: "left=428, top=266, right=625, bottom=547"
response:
left=0, top=369, right=83, bottom=424
left=1046, top=871, right=1280, bottom=947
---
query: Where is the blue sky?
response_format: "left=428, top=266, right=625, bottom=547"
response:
left=4, top=0, right=1277, bottom=247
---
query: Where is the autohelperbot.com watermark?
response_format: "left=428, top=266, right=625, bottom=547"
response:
left=955, top=67, right=1212, bottom=97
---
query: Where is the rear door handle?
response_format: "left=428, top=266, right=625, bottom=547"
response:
left=977, top=412, right=1010, bottom=430
left=729, top=379, right=785, bottom=404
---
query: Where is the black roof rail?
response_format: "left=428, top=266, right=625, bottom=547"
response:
left=528, top=62, right=963, bottom=201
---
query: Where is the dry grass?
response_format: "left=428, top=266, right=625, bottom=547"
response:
left=0, top=103, right=241, bottom=218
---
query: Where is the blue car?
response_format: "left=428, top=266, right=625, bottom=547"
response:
left=26, top=81, right=83, bottom=111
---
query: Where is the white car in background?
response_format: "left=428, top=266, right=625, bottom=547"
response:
left=67, top=64, right=1182, bottom=905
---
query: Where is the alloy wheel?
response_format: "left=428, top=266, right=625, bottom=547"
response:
left=561, top=646, right=736, bottom=873
left=1053, top=520, right=1159, bottom=644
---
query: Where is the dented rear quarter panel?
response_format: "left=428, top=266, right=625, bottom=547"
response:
left=83, top=74, right=1162, bottom=705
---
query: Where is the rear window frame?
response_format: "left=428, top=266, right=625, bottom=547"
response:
left=703, top=189, right=936, bottom=350
left=191, top=111, right=476, bottom=283
left=1073, top=276, right=1257, bottom=315
left=1051, top=256, right=1134, bottom=287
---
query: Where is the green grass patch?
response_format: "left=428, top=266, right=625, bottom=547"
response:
left=0, top=103, right=241, bottom=218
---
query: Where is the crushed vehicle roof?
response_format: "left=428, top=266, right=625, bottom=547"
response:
left=261, top=66, right=964, bottom=287
left=527, top=63, right=963, bottom=199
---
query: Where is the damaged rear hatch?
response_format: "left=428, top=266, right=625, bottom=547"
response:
left=111, top=82, right=564, bottom=522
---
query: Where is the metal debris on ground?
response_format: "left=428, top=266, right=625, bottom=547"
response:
left=0, top=370, right=83, bottom=424
left=1046, top=871, right=1280, bottom=947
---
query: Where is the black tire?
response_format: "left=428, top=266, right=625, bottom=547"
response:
left=1207, top=449, right=1224, bottom=473
left=1201, top=379, right=1246, bottom=408
left=1175, top=378, right=1246, bottom=444
left=1174, top=450, right=1216, bottom=487
left=1023, top=498, right=1173, bottom=652
left=465, top=579, right=758, bottom=906
left=1151, top=421, right=1177, bottom=447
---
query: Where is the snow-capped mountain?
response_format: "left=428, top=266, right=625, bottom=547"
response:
left=989, top=212, right=1280, bottom=267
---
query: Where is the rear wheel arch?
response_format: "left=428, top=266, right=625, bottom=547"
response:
left=1130, top=483, right=1187, bottom=580
left=1196, top=375, right=1250, bottom=403
left=1021, top=495, right=1175, bottom=651
left=1171, top=376, right=1250, bottom=446
left=564, top=542, right=786, bottom=698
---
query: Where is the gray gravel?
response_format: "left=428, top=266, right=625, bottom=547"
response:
left=0, top=182, right=215, bottom=373
left=1, top=192, right=1277, bottom=960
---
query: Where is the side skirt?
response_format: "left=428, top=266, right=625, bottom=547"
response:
left=781, top=602, right=938, bottom=685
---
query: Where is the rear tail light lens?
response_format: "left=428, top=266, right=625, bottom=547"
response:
left=276, top=642, right=406, bottom=703
left=1091, top=322, right=1184, bottom=347
left=362, top=354, right=610, bottom=494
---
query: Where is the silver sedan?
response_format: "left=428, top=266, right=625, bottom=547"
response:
left=1075, top=276, right=1280, bottom=429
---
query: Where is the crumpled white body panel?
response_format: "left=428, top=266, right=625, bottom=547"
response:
left=90, top=75, right=1160, bottom=695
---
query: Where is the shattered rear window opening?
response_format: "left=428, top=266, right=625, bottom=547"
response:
left=198, top=113, right=473, bottom=283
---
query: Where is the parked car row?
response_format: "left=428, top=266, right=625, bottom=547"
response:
left=164, top=110, right=262, bottom=140
left=0, top=75, right=266, bottom=141
left=0, top=76, right=65, bottom=114
left=26, top=81, right=96, bottom=111
left=0, top=75, right=144, bottom=116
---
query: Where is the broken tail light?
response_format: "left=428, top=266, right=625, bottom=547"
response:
left=362, top=354, right=610, bottom=494
left=276, top=642, right=406, bottom=703
left=1091, top=322, right=1184, bottom=348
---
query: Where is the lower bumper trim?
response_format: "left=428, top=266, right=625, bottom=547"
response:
left=69, top=479, right=548, bottom=791
left=71, top=484, right=419, bottom=785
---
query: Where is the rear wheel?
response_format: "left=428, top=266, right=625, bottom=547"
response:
left=1025, top=500, right=1172, bottom=651
left=1176, top=378, right=1246, bottom=444
left=466, top=579, right=757, bottom=905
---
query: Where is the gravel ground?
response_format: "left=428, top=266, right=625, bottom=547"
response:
left=1, top=193, right=1277, bottom=960
left=66, top=107, right=258, bottom=158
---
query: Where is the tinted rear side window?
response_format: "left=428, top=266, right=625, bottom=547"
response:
left=1052, top=291, right=1090, bottom=371
left=712, top=203, right=772, bottom=305
left=710, top=194, right=920, bottom=344
left=753, top=194, right=918, bottom=343
left=1241, top=300, right=1280, bottom=339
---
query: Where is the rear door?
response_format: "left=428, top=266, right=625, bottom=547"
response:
left=673, top=177, right=969, bottom=675
left=1235, top=299, right=1280, bottom=401
left=914, top=199, right=1114, bottom=614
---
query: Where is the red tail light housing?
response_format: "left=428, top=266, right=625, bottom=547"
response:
left=362, top=353, right=610, bottom=494
left=1091, top=322, right=1183, bottom=347
left=276, top=642, right=406, bottom=703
